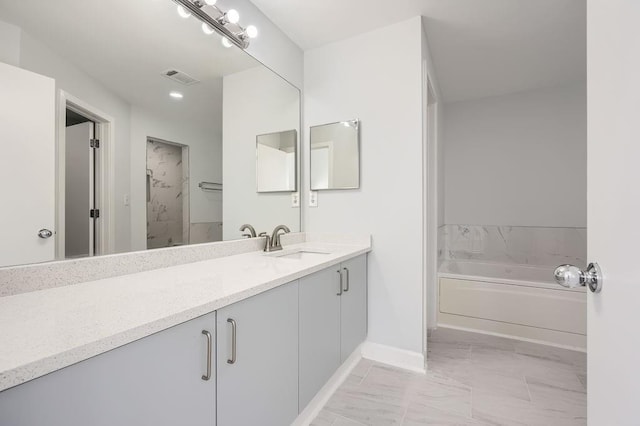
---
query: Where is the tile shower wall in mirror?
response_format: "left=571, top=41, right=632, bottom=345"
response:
left=0, top=0, right=300, bottom=268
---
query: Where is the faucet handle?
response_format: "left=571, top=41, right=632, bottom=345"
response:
left=258, top=232, right=272, bottom=252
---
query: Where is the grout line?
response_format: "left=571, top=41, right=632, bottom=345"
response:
left=524, top=375, right=533, bottom=403
left=324, top=409, right=366, bottom=426
left=357, top=362, right=374, bottom=385
left=398, top=405, right=409, bottom=425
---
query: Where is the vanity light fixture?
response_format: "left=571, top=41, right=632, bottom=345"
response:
left=169, top=91, right=184, bottom=99
left=177, top=5, right=191, bottom=18
left=171, top=0, right=256, bottom=49
left=201, top=23, right=215, bottom=35
left=221, top=37, right=233, bottom=48
left=244, top=25, right=258, bottom=39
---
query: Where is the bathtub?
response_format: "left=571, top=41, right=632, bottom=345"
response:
left=437, top=261, right=587, bottom=350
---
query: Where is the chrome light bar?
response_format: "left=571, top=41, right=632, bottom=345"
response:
left=171, top=0, right=250, bottom=49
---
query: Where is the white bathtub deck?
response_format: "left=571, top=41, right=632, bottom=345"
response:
left=437, top=261, right=587, bottom=350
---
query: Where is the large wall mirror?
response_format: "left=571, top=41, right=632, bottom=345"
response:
left=310, top=120, right=360, bottom=190
left=0, top=0, right=300, bottom=268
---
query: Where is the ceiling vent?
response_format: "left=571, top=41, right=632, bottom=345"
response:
left=162, top=69, right=200, bottom=86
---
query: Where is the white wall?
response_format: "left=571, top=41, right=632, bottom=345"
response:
left=304, top=17, right=426, bottom=354
left=223, top=66, right=300, bottom=240
left=444, top=84, right=587, bottom=227
left=0, top=20, right=20, bottom=66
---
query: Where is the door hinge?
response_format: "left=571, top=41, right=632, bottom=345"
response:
left=90, top=139, right=100, bottom=148
left=90, top=209, right=100, bottom=219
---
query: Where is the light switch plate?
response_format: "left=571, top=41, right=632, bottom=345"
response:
left=291, top=192, right=300, bottom=208
left=123, top=194, right=130, bottom=206
left=309, top=191, right=318, bottom=207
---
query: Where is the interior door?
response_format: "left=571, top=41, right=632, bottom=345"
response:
left=588, top=0, right=640, bottom=423
left=0, top=62, right=55, bottom=267
left=65, top=122, right=94, bottom=258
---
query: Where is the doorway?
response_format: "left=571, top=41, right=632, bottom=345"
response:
left=56, top=91, right=115, bottom=260
left=146, top=137, right=190, bottom=249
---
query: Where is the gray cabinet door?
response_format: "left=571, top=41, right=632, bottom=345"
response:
left=340, top=255, right=368, bottom=362
left=216, top=282, right=299, bottom=426
left=0, top=312, right=217, bottom=426
left=298, top=266, right=342, bottom=410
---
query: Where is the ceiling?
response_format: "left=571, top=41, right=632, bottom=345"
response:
left=0, top=0, right=260, bottom=122
left=249, top=0, right=586, bottom=102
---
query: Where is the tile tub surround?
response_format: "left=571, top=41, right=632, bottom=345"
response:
left=0, top=232, right=307, bottom=297
left=441, top=225, right=587, bottom=268
left=0, top=238, right=371, bottom=392
left=189, top=222, right=223, bottom=244
left=312, top=328, right=586, bottom=425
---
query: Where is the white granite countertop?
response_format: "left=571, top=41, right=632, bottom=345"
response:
left=0, top=241, right=370, bottom=392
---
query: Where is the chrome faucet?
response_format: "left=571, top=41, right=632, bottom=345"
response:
left=260, top=225, right=291, bottom=252
left=239, top=224, right=257, bottom=238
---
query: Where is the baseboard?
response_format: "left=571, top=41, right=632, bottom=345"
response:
left=361, top=341, right=426, bottom=374
left=292, top=343, right=364, bottom=426
left=437, top=322, right=587, bottom=353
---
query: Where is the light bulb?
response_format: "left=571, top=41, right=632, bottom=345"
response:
left=169, top=91, right=184, bottom=99
left=202, top=23, right=214, bottom=35
left=245, top=25, right=258, bottom=39
left=177, top=5, right=191, bottom=18
left=221, top=37, right=233, bottom=48
left=204, top=0, right=217, bottom=4
left=226, top=9, right=240, bottom=24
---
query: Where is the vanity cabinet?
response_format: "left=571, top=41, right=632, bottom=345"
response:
left=0, top=312, right=217, bottom=426
left=298, top=254, right=367, bottom=410
left=216, top=281, right=299, bottom=426
left=339, top=255, right=368, bottom=362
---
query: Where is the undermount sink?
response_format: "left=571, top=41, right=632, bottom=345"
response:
left=270, top=249, right=331, bottom=260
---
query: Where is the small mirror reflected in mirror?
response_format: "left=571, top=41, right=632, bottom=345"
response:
left=256, top=130, right=297, bottom=193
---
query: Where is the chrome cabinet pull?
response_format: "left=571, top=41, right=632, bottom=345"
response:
left=227, top=318, right=237, bottom=364
left=337, top=270, right=343, bottom=296
left=343, top=267, right=350, bottom=292
left=201, top=330, right=212, bottom=381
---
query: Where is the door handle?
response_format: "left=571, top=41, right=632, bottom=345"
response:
left=337, top=270, right=343, bottom=296
left=343, top=267, right=350, bottom=292
left=201, top=330, right=212, bottom=381
left=554, top=263, right=602, bottom=293
left=38, top=229, right=53, bottom=239
left=227, top=318, right=237, bottom=364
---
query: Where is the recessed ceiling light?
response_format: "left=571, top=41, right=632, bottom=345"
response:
left=170, top=91, right=184, bottom=99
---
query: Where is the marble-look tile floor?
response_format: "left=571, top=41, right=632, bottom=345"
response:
left=311, top=328, right=586, bottom=425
